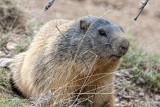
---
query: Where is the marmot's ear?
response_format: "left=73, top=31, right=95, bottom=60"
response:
left=80, top=20, right=90, bottom=32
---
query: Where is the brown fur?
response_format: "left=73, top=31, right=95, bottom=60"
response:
left=10, top=16, right=129, bottom=107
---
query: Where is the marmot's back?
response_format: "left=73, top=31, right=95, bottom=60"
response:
left=10, top=16, right=129, bottom=106
left=10, top=19, right=74, bottom=97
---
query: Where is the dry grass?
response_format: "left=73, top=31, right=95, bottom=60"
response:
left=0, top=0, right=27, bottom=33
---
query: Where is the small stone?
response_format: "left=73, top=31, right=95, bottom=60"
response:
left=155, top=95, right=160, bottom=101
left=139, top=91, right=144, bottom=96
left=115, top=103, right=121, bottom=107
left=0, top=58, right=13, bottom=68
left=136, top=77, right=146, bottom=84
left=115, top=98, right=119, bottom=102
left=6, top=42, right=18, bottom=51
left=116, top=72, right=123, bottom=77
left=0, top=51, right=6, bottom=58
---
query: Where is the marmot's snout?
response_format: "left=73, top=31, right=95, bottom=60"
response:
left=118, top=38, right=130, bottom=56
left=114, top=37, right=130, bottom=58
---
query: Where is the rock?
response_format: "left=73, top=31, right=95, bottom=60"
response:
left=139, top=91, right=144, bottom=97
left=155, top=94, right=160, bottom=101
left=0, top=51, right=6, bottom=58
left=136, top=77, right=146, bottom=84
left=116, top=72, right=123, bottom=77
left=6, top=42, right=17, bottom=51
left=0, top=58, right=13, bottom=68
left=115, top=97, right=119, bottom=102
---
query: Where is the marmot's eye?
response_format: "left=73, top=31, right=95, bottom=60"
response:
left=98, top=29, right=106, bottom=36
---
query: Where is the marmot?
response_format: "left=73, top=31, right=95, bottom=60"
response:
left=10, top=16, right=129, bottom=107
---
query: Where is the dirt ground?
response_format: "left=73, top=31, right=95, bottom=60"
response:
left=14, top=0, right=160, bottom=55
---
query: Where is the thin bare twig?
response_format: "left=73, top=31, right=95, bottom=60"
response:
left=45, top=0, right=55, bottom=11
left=55, top=25, right=67, bottom=39
left=134, top=0, right=149, bottom=21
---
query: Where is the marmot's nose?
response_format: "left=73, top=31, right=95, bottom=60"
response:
left=119, top=38, right=130, bottom=56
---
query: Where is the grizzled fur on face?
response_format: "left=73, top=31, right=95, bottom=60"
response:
left=55, top=16, right=129, bottom=63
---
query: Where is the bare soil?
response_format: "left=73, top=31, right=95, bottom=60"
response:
left=14, top=0, right=160, bottom=55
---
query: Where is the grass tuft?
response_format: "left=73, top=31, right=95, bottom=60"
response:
left=0, top=68, right=10, bottom=89
left=120, top=36, right=160, bottom=92
left=0, top=0, right=26, bottom=33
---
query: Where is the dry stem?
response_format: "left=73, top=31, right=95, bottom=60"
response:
left=45, top=0, right=55, bottom=11
left=134, top=0, right=149, bottom=21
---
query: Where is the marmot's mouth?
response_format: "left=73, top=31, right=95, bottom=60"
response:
left=111, top=54, right=122, bottom=59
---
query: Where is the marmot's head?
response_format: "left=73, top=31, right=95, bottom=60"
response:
left=76, top=16, right=129, bottom=60
left=57, top=16, right=129, bottom=62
